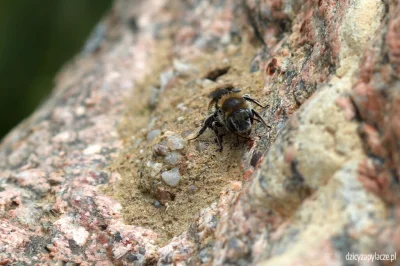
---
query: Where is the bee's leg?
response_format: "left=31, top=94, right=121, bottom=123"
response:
left=235, top=134, right=252, bottom=140
left=189, top=115, right=215, bottom=140
left=233, top=133, right=251, bottom=149
left=214, top=122, right=226, bottom=142
left=214, top=121, right=223, bottom=127
left=253, top=117, right=262, bottom=123
left=252, top=110, right=271, bottom=129
left=243, top=95, right=269, bottom=109
left=211, top=121, right=223, bottom=152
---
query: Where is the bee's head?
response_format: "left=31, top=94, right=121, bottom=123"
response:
left=227, top=109, right=253, bottom=136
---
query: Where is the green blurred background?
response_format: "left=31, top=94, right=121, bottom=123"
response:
left=0, top=0, right=112, bottom=139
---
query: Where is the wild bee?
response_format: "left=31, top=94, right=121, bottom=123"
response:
left=189, top=84, right=270, bottom=151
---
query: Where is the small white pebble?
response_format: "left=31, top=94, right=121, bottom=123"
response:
left=163, top=131, right=175, bottom=137
left=177, top=103, right=187, bottom=111
left=147, top=129, right=161, bottom=141
left=160, top=70, right=174, bottom=90
left=161, top=168, right=181, bottom=187
left=221, top=33, right=231, bottom=44
left=72, top=226, right=90, bottom=246
left=167, top=134, right=185, bottom=150
left=177, top=116, right=184, bottom=122
left=201, top=79, right=216, bottom=89
left=227, top=44, right=239, bottom=55
left=83, top=144, right=102, bottom=155
left=164, top=152, right=182, bottom=166
left=173, top=59, right=196, bottom=76
left=75, top=106, right=86, bottom=117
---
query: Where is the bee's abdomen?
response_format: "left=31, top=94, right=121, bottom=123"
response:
left=221, top=96, right=248, bottom=116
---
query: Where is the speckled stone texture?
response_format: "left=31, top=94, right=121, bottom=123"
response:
left=0, top=0, right=399, bottom=265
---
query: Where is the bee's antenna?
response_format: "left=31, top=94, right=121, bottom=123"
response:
left=243, top=95, right=269, bottom=109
